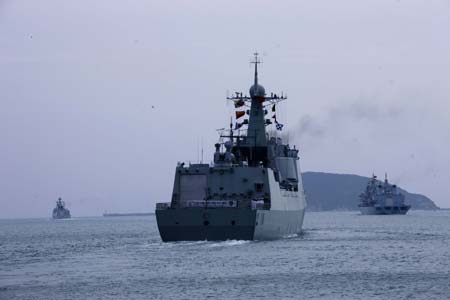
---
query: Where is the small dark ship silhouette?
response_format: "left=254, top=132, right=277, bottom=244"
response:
left=52, top=197, right=71, bottom=219
left=359, top=174, right=410, bottom=215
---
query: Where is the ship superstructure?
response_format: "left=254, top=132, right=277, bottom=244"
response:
left=52, top=197, right=71, bottom=219
left=155, top=53, right=307, bottom=241
left=359, top=174, right=410, bottom=215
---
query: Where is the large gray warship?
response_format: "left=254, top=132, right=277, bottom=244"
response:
left=155, top=53, right=307, bottom=241
left=52, top=197, right=71, bottom=219
left=358, top=174, right=410, bottom=215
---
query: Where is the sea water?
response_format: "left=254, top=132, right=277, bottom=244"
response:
left=1, top=211, right=449, bottom=300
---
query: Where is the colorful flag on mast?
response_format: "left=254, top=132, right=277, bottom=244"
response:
left=271, top=104, right=283, bottom=130
left=276, top=122, right=284, bottom=131
left=234, top=99, right=245, bottom=108
left=235, top=111, right=245, bottom=119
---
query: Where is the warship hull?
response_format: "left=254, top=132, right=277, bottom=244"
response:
left=52, top=213, right=71, bottom=219
left=359, top=206, right=410, bottom=215
left=156, top=208, right=305, bottom=241
left=52, top=208, right=71, bottom=219
left=52, top=198, right=71, bottom=219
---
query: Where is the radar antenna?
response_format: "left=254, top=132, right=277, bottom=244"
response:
left=225, top=52, right=288, bottom=135
left=250, top=51, right=262, bottom=86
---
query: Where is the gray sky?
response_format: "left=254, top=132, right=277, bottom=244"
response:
left=1, top=0, right=449, bottom=218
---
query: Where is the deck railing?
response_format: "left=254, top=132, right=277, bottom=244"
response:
left=181, top=200, right=237, bottom=208
left=156, top=200, right=268, bottom=210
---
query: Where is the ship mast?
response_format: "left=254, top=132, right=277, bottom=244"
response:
left=253, top=52, right=259, bottom=86
left=247, top=52, right=267, bottom=147
left=224, top=53, right=288, bottom=165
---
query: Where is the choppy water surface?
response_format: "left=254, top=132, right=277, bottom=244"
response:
left=1, top=211, right=450, bottom=300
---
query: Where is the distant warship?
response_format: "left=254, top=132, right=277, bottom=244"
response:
left=155, top=53, right=307, bottom=241
left=52, top=197, right=71, bottom=219
left=359, top=174, right=410, bottom=215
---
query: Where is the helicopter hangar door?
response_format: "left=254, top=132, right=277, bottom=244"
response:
left=179, top=174, right=207, bottom=201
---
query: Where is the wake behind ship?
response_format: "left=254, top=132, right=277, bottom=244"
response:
left=155, top=54, right=307, bottom=241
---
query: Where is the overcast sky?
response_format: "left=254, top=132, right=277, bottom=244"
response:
left=1, top=0, right=449, bottom=218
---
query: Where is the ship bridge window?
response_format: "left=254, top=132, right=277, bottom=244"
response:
left=180, top=174, right=207, bottom=201
left=274, top=171, right=280, bottom=182
left=255, top=183, right=264, bottom=192
left=275, top=157, right=298, bottom=183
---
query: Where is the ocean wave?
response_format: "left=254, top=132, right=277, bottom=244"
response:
left=208, top=240, right=251, bottom=248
